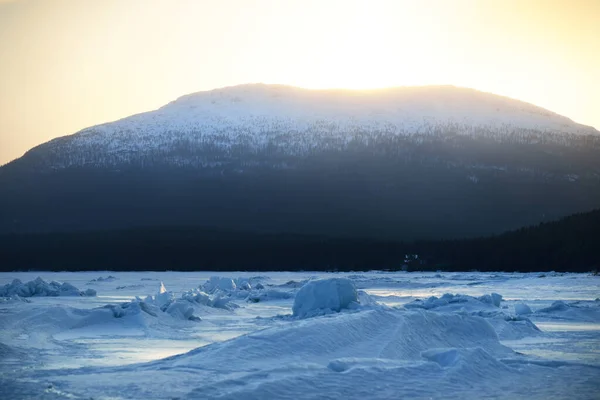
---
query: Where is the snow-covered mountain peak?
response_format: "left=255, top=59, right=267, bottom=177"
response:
left=66, top=84, right=596, bottom=142
left=20, top=84, right=599, bottom=170
left=155, top=84, right=593, bottom=134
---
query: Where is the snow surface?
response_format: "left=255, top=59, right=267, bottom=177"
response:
left=93, top=84, right=600, bottom=138
left=0, top=271, right=599, bottom=399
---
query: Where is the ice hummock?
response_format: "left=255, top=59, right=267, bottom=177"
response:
left=514, top=303, right=533, bottom=315
left=88, top=275, right=117, bottom=283
left=0, top=277, right=96, bottom=297
left=142, top=282, right=238, bottom=319
left=292, top=278, right=359, bottom=318
left=404, top=292, right=503, bottom=311
left=198, top=275, right=295, bottom=304
left=202, top=276, right=237, bottom=293
left=535, top=300, right=600, bottom=322
left=404, top=292, right=543, bottom=340
left=179, top=288, right=238, bottom=311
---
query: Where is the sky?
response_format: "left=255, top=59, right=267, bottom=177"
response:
left=0, top=0, right=598, bottom=166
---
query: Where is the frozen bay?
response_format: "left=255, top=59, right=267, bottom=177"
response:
left=0, top=271, right=598, bottom=399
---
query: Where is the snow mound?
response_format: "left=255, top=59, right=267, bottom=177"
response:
left=168, top=308, right=514, bottom=373
left=538, top=300, right=570, bottom=313
left=421, top=347, right=463, bottom=367
left=356, top=290, right=379, bottom=307
left=134, top=280, right=237, bottom=315
left=0, top=303, right=152, bottom=347
left=0, top=277, right=96, bottom=297
left=405, top=292, right=502, bottom=311
left=247, top=288, right=294, bottom=303
left=420, top=347, right=513, bottom=377
left=479, top=313, right=542, bottom=340
left=88, top=275, right=117, bottom=283
left=101, top=300, right=159, bottom=319
left=82, top=283, right=205, bottom=324
left=202, top=276, right=236, bottom=293
left=233, top=276, right=270, bottom=291
left=278, top=279, right=309, bottom=289
left=149, top=282, right=175, bottom=309
left=535, top=300, right=600, bottom=322
left=139, top=283, right=211, bottom=319
left=480, top=292, right=503, bottom=307
left=165, top=301, right=200, bottom=321
left=180, top=288, right=238, bottom=311
left=405, top=293, right=541, bottom=339
left=292, top=278, right=359, bottom=318
left=514, top=303, right=533, bottom=315
left=200, top=276, right=294, bottom=304
left=0, top=290, right=206, bottom=347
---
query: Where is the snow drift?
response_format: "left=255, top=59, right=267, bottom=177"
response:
left=169, top=308, right=514, bottom=369
left=127, top=308, right=553, bottom=400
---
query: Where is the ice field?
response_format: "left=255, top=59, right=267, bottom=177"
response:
left=0, top=271, right=599, bottom=399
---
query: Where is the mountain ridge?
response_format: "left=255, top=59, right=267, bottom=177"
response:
left=10, top=84, right=598, bottom=171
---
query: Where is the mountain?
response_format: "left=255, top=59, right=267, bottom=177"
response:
left=1, top=84, right=599, bottom=240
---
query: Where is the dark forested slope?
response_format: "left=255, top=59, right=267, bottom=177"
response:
left=0, top=209, right=598, bottom=272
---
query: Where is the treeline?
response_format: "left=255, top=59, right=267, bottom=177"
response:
left=0, top=228, right=404, bottom=272
left=15, top=127, right=600, bottom=176
left=0, top=209, right=598, bottom=273
left=417, top=208, right=600, bottom=272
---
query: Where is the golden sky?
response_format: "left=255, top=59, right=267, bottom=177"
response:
left=0, top=0, right=598, bottom=165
